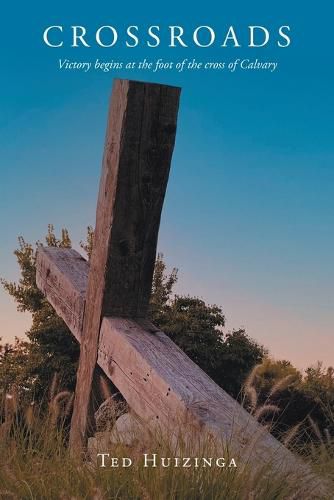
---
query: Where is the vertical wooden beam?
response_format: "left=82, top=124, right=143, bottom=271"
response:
left=69, top=79, right=181, bottom=452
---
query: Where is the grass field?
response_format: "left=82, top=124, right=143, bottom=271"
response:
left=0, top=390, right=333, bottom=500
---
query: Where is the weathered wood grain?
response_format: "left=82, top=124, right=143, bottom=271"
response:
left=69, top=79, right=181, bottom=451
left=36, top=247, right=326, bottom=492
left=36, top=247, right=116, bottom=421
left=36, top=247, right=88, bottom=342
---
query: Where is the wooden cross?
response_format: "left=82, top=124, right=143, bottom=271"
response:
left=35, top=79, right=325, bottom=492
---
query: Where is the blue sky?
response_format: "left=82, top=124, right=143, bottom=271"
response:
left=0, top=0, right=333, bottom=369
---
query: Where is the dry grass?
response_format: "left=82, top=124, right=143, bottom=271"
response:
left=0, top=372, right=333, bottom=500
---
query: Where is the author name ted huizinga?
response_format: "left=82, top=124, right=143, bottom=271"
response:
left=97, top=453, right=237, bottom=469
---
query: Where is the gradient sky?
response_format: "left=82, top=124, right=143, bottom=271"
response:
left=1, top=0, right=333, bottom=370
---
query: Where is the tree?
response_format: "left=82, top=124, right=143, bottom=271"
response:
left=1, top=226, right=80, bottom=403
left=148, top=254, right=266, bottom=397
left=1, top=226, right=266, bottom=405
left=215, top=329, right=267, bottom=398
left=0, top=337, right=31, bottom=405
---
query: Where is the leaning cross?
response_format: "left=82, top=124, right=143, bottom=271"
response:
left=69, top=79, right=180, bottom=450
left=35, top=79, right=325, bottom=491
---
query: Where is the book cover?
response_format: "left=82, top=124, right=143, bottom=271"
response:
left=1, top=1, right=333, bottom=498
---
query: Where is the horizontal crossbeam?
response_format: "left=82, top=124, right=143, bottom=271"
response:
left=35, top=246, right=326, bottom=493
